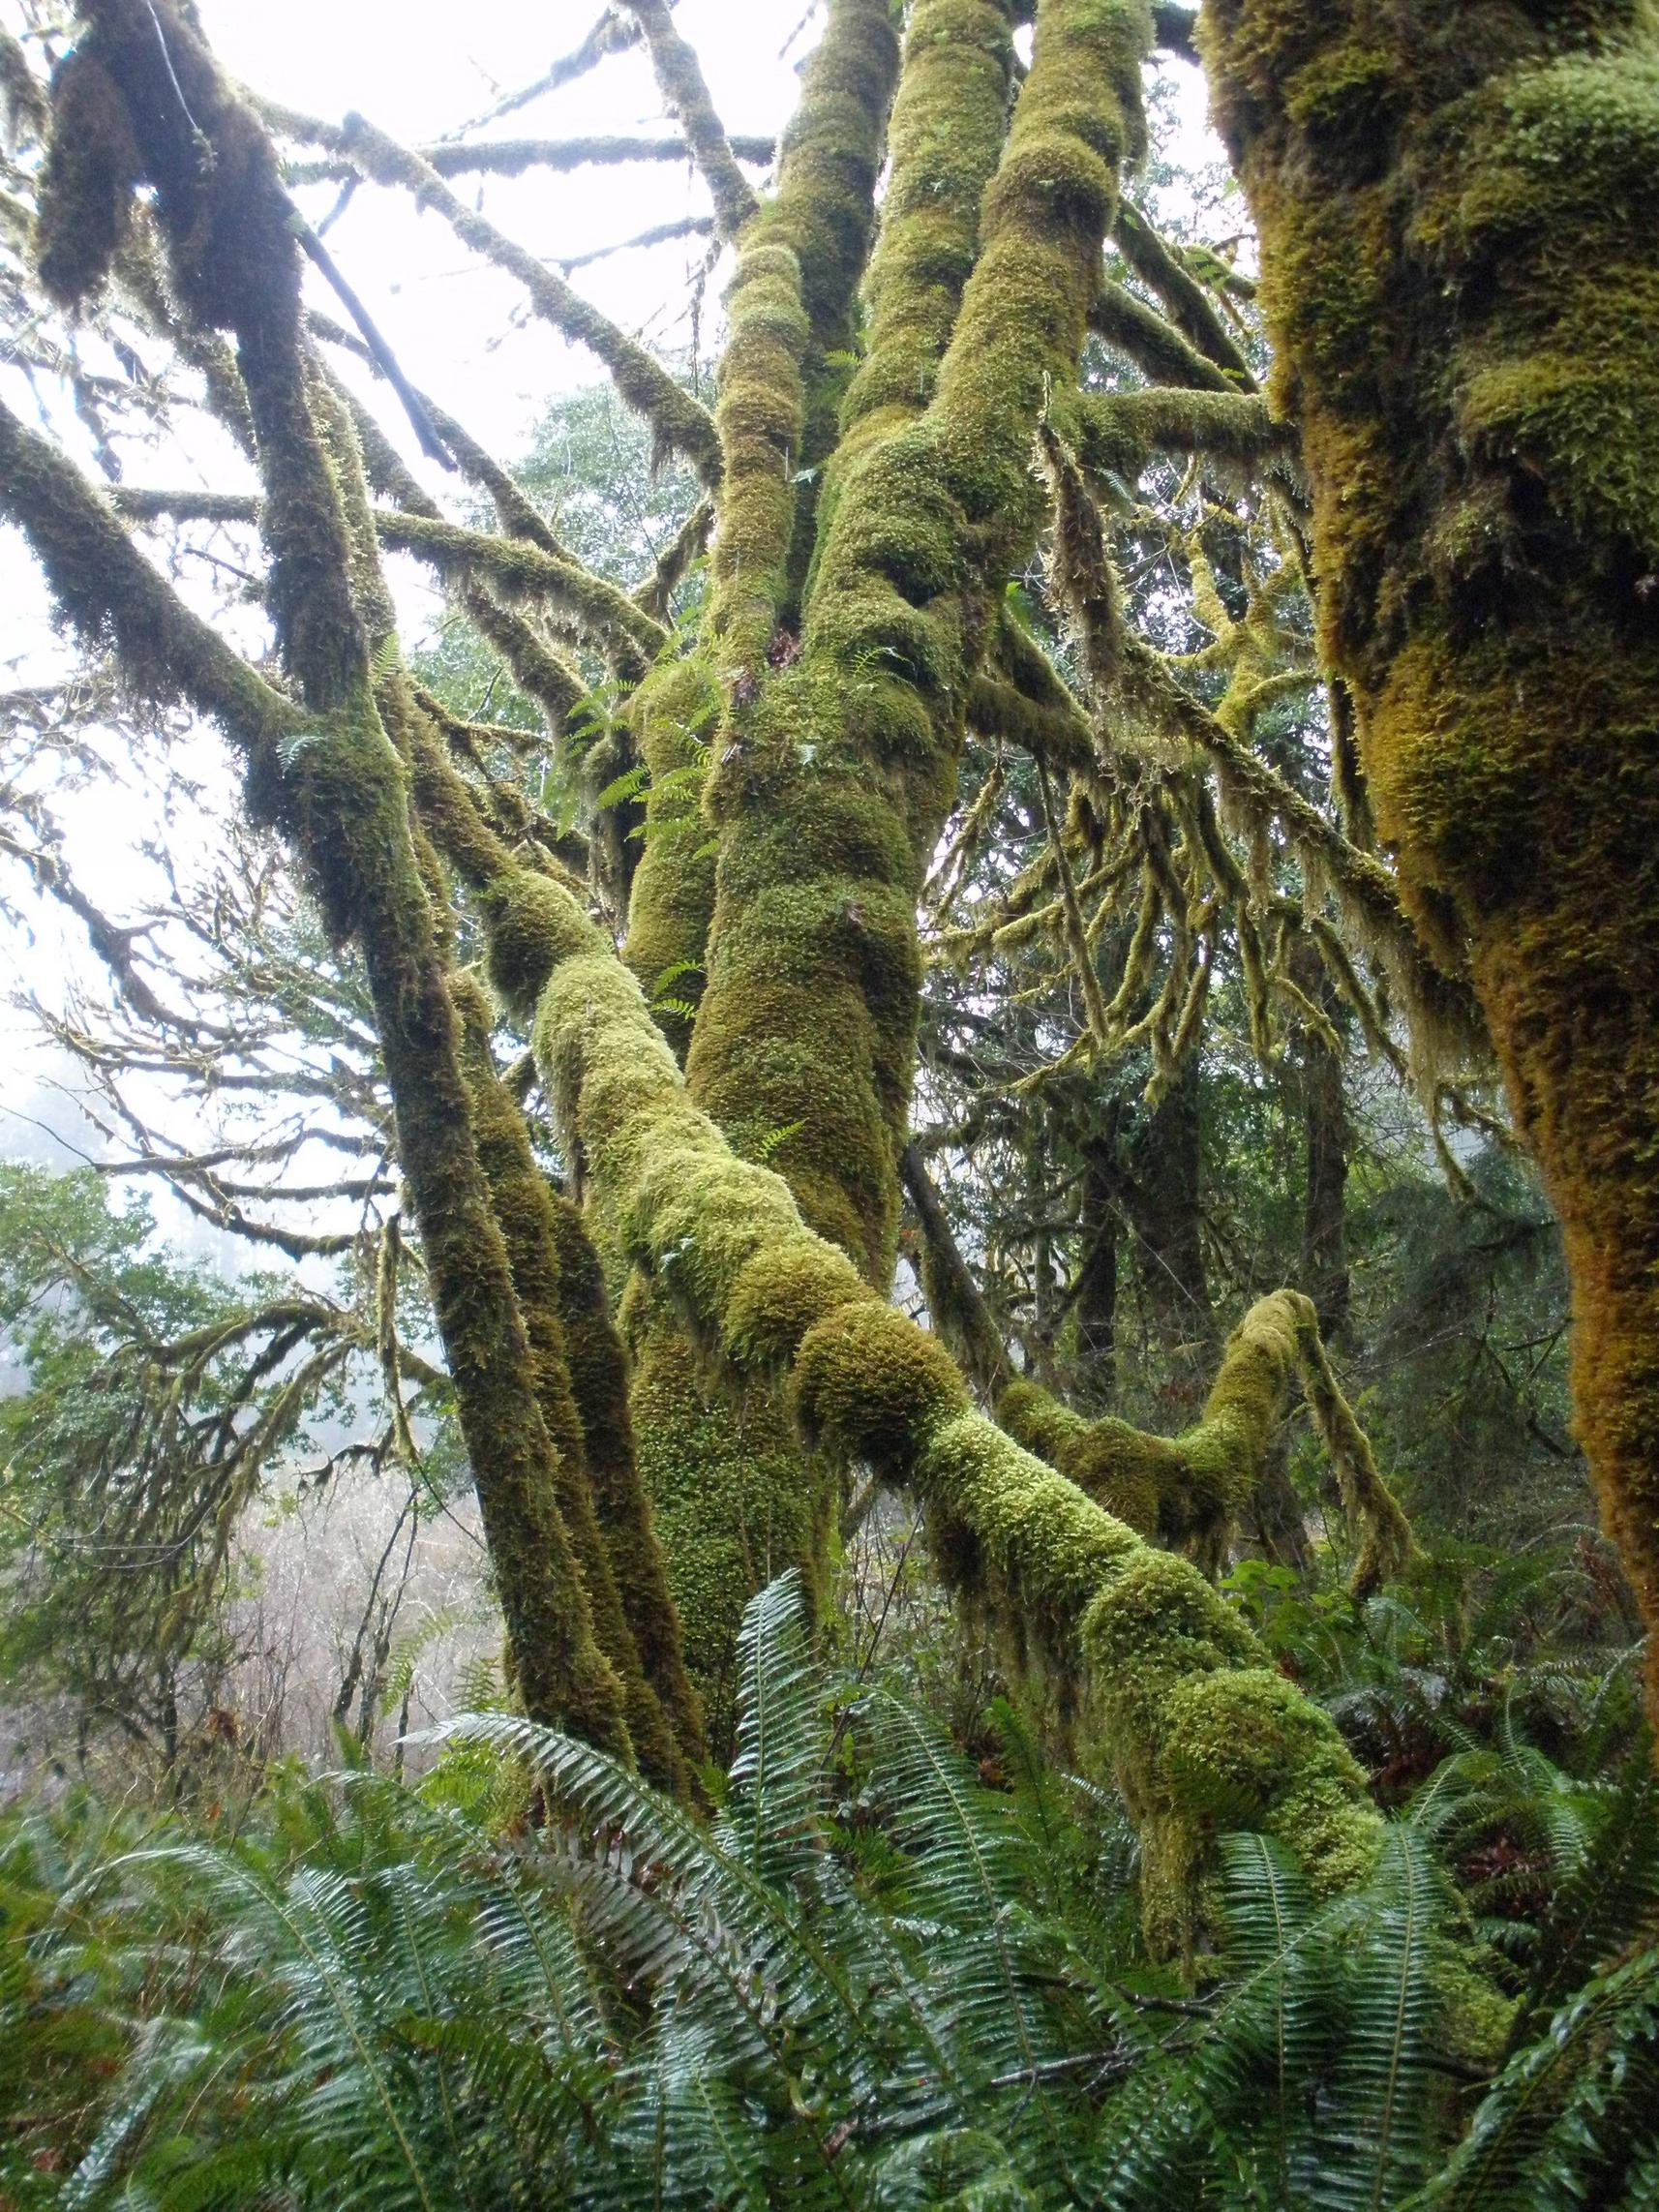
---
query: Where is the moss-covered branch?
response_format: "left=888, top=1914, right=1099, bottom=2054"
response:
left=900, top=1140, right=1011, bottom=1401
left=709, top=0, right=899, bottom=666
left=1117, top=639, right=1483, bottom=1079
left=835, top=0, right=1018, bottom=452
left=1112, top=198, right=1253, bottom=385
left=0, top=408, right=300, bottom=752
left=1073, top=386, right=1291, bottom=481
left=109, top=483, right=660, bottom=677
left=464, top=858, right=1386, bottom=1946
left=286, top=132, right=776, bottom=187
left=1088, top=277, right=1239, bottom=392
left=404, top=721, right=820, bottom=1752
left=453, top=974, right=693, bottom=1792
left=999, top=1289, right=1417, bottom=1597
left=622, top=0, right=759, bottom=243
left=372, top=509, right=668, bottom=671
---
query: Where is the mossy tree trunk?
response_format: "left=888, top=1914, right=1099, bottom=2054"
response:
left=1120, top=1060, right=1217, bottom=1418
left=1199, top=0, right=1659, bottom=1719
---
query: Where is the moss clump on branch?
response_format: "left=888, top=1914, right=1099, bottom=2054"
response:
left=1200, top=0, right=1659, bottom=1722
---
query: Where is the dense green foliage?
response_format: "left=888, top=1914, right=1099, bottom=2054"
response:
left=4, top=1577, right=1656, bottom=2207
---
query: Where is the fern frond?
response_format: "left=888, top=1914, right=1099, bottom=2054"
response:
left=717, top=1569, right=830, bottom=1889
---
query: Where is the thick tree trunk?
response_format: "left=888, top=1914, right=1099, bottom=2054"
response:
left=1295, top=946, right=1351, bottom=1347
left=1201, top=0, right=1659, bottom=1714
left=1072, top=1145, right=1121, bottom=1409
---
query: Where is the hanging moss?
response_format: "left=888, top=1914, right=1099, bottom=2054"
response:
left=33, top=40, right=139, bottom=307
left=1200, top=0, right=1659, bottom=1719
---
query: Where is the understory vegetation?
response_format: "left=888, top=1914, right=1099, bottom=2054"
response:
left=3, top=0, right=1658, bottom=2201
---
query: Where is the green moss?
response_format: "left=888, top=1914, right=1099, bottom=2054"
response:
left=23, top=5, right=655, bottom=1757
left=327, top=106, right=719, bottom=482
left=1002, top=1289, right=1414, bottom=1593
left=625, top=1275, right=826, bottom=1758
left=1073, top=389, right=1289, bottom=484
left=628, top=0, right=759, bottom=244
left=33, top=42, right=140, bottom=308
left=836, top=0, right=1017, bottom=452
left=374, top=510, right=668, bottom=676
left=436, top=839, right=1395, bottom=1940
left=454, top=976, right=666, bottom=1780
left=618, top=655, right=720, bottom=1059
left=708, top=0, right=899, bottom=670
left=687, top=3, right=1153, bottom=1314
left=542, top=1193, right=708, bottom=1774
left=791, top=1298, right=968, bottom=1468
left=481, top=869, right=591, bottom=1023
